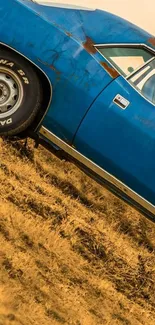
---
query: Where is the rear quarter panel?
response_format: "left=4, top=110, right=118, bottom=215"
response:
left=0, top=0, right=114, bottom=142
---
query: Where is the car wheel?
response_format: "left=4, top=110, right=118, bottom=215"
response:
left=0, top=48, right=42, bottom=136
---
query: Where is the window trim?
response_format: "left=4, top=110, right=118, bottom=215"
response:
left=95, top=43, right=155, bottom=54
left=126, top=56, right=154, bottom=80
left=95, top=43, right=155, bottom=106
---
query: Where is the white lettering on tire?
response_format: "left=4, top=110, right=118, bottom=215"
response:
left=0, top=59, right=14, bottom=67
left=0, top=59, right=29, bottom=84
left=0, top=118, right=12, bottom=126
left=0, top=59, right=7, bottom=64
left=18, top=69, right=29, bottom=84
left=22, top=77, right=29, bottom=84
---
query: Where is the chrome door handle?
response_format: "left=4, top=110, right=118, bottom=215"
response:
left=113, top=94, right=130, bottom=110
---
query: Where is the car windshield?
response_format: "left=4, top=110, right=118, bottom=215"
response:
left=128, top=59, right=155, bottom=105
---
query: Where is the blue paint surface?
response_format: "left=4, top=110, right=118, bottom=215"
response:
left=0, top=0, right=155, bottom=209
left=0, top=0, right=154, bottom=141
left=74, top=76, right=155, bottom=205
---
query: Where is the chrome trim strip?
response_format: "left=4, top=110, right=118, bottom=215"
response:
left=126, top=57, right=155, bottom=80
left=0, top=42, right=52, bottom=129
left=32, top=1, right=95, bottom=10
left=94, top=43, right=155, bottom=106
left=95, top=43, right=155, bottom=54
left=39, top=126, right=155, bottom=216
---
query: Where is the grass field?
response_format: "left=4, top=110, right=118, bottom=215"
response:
left=0, top=137, right=155, bottom=325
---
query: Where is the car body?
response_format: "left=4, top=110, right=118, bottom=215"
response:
left=0, top=0, right=155, bottom=222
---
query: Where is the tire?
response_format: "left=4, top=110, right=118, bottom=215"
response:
left=0, top=48, right=42, bottom=136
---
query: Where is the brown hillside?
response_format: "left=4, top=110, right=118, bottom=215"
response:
left=0, top=138, right=155, bottom=325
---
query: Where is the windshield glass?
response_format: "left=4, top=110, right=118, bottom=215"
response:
left=129, top=59, right=155, bottom=105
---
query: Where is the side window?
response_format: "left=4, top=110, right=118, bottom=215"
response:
left=129, top=59, right=155, bottom=105
left=97, top=46, right=153, bottom=77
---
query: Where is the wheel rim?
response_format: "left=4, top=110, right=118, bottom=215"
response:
left=0, top=67, right=24, bottom=119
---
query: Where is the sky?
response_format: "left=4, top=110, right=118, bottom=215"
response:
left=37, top=0, right=155, bottom=35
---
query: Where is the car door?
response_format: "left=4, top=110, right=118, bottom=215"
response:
left=73, top=45, right=155, bottom=217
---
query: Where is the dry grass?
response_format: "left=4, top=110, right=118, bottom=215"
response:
left=0, top=137, right=155, bottom=325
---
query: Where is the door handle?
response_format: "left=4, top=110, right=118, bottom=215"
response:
left=113, top=94, right=130, bottom=110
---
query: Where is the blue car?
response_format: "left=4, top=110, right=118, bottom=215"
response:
left=0, top=0, right=155, bottom=222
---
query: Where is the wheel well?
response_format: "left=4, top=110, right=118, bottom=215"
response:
left=29, top=66, right=52, bottom=132
left=0, top=43, right=52, bottom=133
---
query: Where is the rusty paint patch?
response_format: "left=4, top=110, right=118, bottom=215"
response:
left=100, top=61, right=120, bottom=78
left=148, top=37, right=155, bottom=47
left=49, top=65, right=61, bottom=75
left=83, top=37, right=97, bottom=54
left=65, top=31, right=72, bottom=37
left=37, top=58, right=61, bottom=79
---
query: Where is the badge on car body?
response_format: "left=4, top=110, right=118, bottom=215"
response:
left=113, top=94, right=130, bottom=110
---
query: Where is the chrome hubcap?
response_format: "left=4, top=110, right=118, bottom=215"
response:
left=0, top=68, right=23, bottom=118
